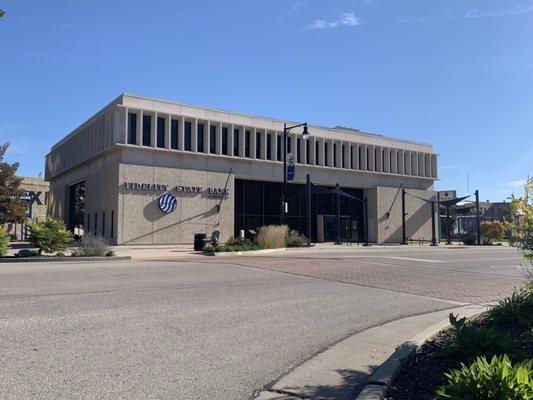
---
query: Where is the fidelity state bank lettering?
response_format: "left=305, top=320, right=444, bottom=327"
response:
left=124, top=182, right=229, bottom=196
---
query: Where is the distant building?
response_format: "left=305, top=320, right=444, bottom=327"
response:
left=3, top=176, right=49, bottom=240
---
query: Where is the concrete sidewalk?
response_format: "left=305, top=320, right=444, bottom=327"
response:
left=254, top=304, right=484, bottom=400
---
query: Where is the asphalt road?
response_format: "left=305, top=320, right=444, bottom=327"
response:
left=0, top=259, right=454, bottom=400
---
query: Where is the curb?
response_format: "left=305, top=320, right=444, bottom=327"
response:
left=355, top=304, right=487, bottom=400
left=0, top=256, right=132, bottom=264
left=204, top=248, right=287, bottom=257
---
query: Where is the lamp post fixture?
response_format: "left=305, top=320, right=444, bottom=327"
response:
left=281, top=122, right=309, bottom=223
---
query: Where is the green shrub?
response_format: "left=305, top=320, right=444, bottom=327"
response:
left=0, top=229, right=9, bottom=257
left=487, top=290, right=533, bottom=330
left=462, top=235, right=476, bottom=245
left=481, top=221, right=505, bottom=245
left=27, top=217, right=73, bottom=254
left=72, top=234, right=108, bottom=257
left=440, top=314, right=523, bottom=362
left=203, top=245, right=215, bottom=254
left=105, top=250, right=115, bottom=257
left=256, top=225, right=287, bottom=249
left=214, top=245, right=226, bottom=252
left=226, top=236, right=251, bottom=247
left=286, top=230, right=307, bottom=247
left=14, top=249, right=40, bottom=258
left=437, top=355, right=533, bottom=399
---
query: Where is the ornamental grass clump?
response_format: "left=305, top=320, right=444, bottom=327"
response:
left=256, top=225, right=287, bottom=249
left=437, top=355, right=533, bottom=399
left=487, top=290, right=533, bottom=330
left=0, top=229, right=9, bottom=257
left=440, top=314, right=524, bottom=362
left=72, top=234, right=109, bottom=257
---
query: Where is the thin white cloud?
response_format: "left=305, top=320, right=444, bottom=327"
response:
left=293, top=1, right=303, bottom=11
left=399, top=5, right=533, bottom=24
left=440, top=165, right=461, bottom=170
left=508, top=180, right=526, bottom=187
left=308, top=12, right=360, bottom=30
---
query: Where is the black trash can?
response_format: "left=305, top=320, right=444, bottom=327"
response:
left=194, top=233, right=207, bottom=251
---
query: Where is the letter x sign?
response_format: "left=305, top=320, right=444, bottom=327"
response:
left=24, top=191, right=43, bottom=205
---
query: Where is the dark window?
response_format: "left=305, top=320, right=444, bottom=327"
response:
left=306, top=139, right=310, bottom=164
left=222, top=127, right=228, bottom=155
left=110, top=211, right=114, bottom=238
left=171, top=119, right=178, bottom=149
left=267, top=133, right=272, bottom=160
left=157, top=117, right=165, bottom=148
left=297, top=138, right=301, bottom=163
left=342, top=145, right=346, bottom=168
left=233, top=129, right=240, bottom=156
left=366, top=147, right=371, bottom=171
left=102, top=212, right=106, bottom=237
left=94, top=212, right=97, bottom=235
left=276, top=135, right=282, bottom=161
left=255, top=131, right=261, bottom=158
left=315, top=141, right=319, bottom=165
left=325, top=142, right=329, bottom=166
left=374, top=148, right=378, bottom=171
left=333, top=143, right=337, bottom=166
left=128, top=113, right=137, bottom=144
left=350, top=146, right=354, bottom=169
left=197, top=123, right=205, bottom=153
left=245, top=130, right=251, bottom=157
left=142, top=115, right=151, bottom=146
left=184, top=121, right=192, bottom=151
left=382, top=148, right=385, bottom=171
left=210, top=125, right=216, bottom=153
left=87, top=214, right=90, bottom=233
left=359, top=147, right=363, bottom=170
left=287, top=137, right=292, bottom=154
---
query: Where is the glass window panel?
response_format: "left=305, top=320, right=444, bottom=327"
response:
left=157, top=117, right=165, bottom=148
left=128, top=113, right=137, bottom=145
left=142, top=115, right=151, bottom=146
left=197, top=123, right=205, bottom=153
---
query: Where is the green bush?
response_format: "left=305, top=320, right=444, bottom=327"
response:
left=226, top=236, right=251, bottom=247
left=481, top=221, right=505, bottom=245
left=437, top=355, right=533, bottom=399
left=72, top=234, right=109, bottom=257
left=440, top=314, right=523, bottom=362
left=27, top=217, right=73, bottom=254
left=14, top=249, right=40, bottom=258
left=487, top=290, right=533, bottom=330
left=203, top=245, right=215, bottom=254
left=105, top=250, right=115, bottom=257
left=286, top=230, right=307, bottom=247
left=462, top=235, right=476, bottom=245
left=0, top=229, right=10, bottom=256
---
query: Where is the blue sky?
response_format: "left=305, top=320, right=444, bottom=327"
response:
left=1, top=0, right=531, bottom=201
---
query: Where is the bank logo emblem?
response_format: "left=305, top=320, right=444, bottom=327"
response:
left=158, top=193, right=177, bottom=213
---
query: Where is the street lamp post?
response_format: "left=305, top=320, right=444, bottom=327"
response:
left=281, top=122, right=309, bottom=223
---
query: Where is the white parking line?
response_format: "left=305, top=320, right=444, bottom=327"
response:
left=381, top=256, right=446, bottom=263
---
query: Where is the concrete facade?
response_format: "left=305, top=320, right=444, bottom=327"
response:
left=45, top=94, right=438, bottom=245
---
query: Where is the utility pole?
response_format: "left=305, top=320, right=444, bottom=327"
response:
left=475, top=189, right=481, bottom=245
left=306, top=174, right=311, bottom=246
left=363, top=197, right=369, bottom=246
left=401, top=188, right=407, bottom=245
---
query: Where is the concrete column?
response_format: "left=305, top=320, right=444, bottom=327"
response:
left=122, top=107, right=128, bottom=144
left=405, top=151, right=412, bottom=175
left=411, top=152, right=418, bottom=176
left=238, top=126, right=245, bottom=157
left=328, top=139, right=335, bottom=167
left=136, top=110, right=143, bottom=145
left=260, top=130, right=267, bottom=160
left=191, top=119, right=198, bottom=152
left=271, top=131, right=277, bottom=161
left=334, top=140, right=341, bottom=168
left=343, top=142, right=350, bottom=169
left=307, top=137, right=315, bottom=165
left=418, top=153, right=425, bottom=177
left=375, top=146, right=383, bottom=172
left=367, top=145, right=375, bottom=171
left=383, top=148, right=390, bottom=173
left=165, top=114, right=171, bottom=149
left=390, top=149, right=398, bottom=174
left=300, top=138, right=307, bottom=164
left=228, top=124, right=234, bottom=156
left=352, top=144, right=358, bottom=169
left=150, top=112, right=157, bottom=147
left=431, top=154, right=438, bottom=179
left=204, top=121, right=210, bottom=153
left=178, top=117, right=185, bottom=150
left=216, top=122, right=223, bottom=155
left=250, top=128, right=257, bottom=159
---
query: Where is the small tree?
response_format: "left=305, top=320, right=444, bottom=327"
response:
left=0, top=143, right=26, bottom=224
left=510, top=178, right=533, bottom=260
left=480, top=220, right=505, bottom=245
left=27, top=217, right=73, bottom=255
left=0, top=229, right=9, bottom=257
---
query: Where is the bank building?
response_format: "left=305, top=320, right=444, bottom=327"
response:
left=45, top=94, right=438, bottom=245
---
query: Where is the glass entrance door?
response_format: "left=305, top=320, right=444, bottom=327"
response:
left=324, top=215, right=359, bottom=242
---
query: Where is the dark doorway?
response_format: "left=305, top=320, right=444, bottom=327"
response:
left=67, top=181, right=85, bottom=234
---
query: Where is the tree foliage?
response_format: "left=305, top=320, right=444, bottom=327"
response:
left=27, top=217, right=73, bottom=254
left=510, top=177, right=533, bottom=260
left=0, top=229, right=9, bottom=257
left=480, top=221, right=505, bottom=245
left=0, top=143, right=26, bottom=224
